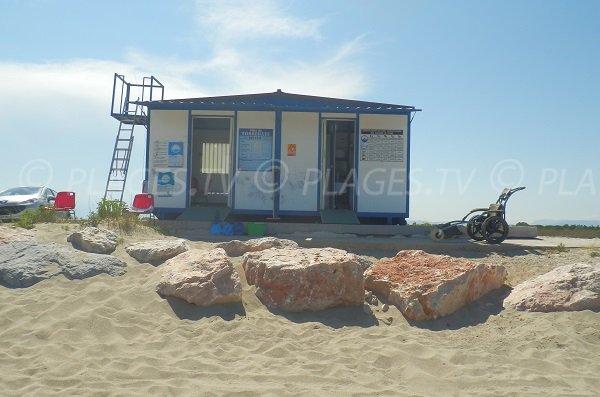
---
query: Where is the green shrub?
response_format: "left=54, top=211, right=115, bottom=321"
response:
left=591, top=251, right=600, bottom=258
left=15, top=207, right=57, bottom=229
left=87, top=199, right=145, bottom=235
left=553, top=243, right=568, bottom=253
left=15, top=212, right=36, bottom=229
left=97, top=199, right=128, bottom=219
left=117, top=213, right=139, bottom=234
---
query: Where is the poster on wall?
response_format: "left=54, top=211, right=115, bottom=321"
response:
left=152, top=141, right=169, bottom=167
left=238, top=128, right=273, bottom=171
left=359, top=129, right=404, bottom=162
left=152, top=140, right=185, bottom=168
left=287, top=144, right=297, bottom=157
left=167, top=141, right=184, bottom=167
left=156, top=171, right=175, bottom=197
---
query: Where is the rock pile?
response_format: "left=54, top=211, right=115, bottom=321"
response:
left=242, top=247, right=369, bottom=311
left=365, top=250, right=507, bottom=321
left=67, top=227, right=118, bottom=254
left=0, top=240, right=126, bottom=288
left=504, top=263, right=600, bottom=312
left=126, top=239, right=189, bottom=264
left=216, top=237, right=298, bottom=257
left=156, top=248, right=242, bottom=306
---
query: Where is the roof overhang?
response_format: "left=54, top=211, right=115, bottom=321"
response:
left=136, top=90, right=421, bottom=115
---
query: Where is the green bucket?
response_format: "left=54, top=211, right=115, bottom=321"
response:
left=247, top=222, right=266, bottom=237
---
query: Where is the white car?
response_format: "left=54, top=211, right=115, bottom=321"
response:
left=0, top=186, right=59, bottom=221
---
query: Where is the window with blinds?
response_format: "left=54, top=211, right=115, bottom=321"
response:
left=201, top=143, right=230, bottom=174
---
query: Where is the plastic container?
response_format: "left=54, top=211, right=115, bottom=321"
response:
left=247, top=222, right=266, bottom=237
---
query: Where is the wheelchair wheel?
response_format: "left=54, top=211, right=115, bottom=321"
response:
left=481, top=216, right=509, bottom=244
left=430, top=227, right=445, bottom=241
left=466, top=215, right=486, bottom=241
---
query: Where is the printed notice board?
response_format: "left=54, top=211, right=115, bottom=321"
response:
left=152, top=140, right=168, bottom=168
left=360, top=129, right=404, bottom=162
left=238, top=128, right=273, bottom=171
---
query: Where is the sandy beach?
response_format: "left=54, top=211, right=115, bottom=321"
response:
left=1, top=224, right=599, bottom=396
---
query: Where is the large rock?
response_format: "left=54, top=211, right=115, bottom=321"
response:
left=216, top=237, right=298, bottom=257
left=0, top=240, right=126, bottom=288
left=156, top=248, right=242, bottom=306
left=242, top=247, right=368, bottom=312
left=126, top=239, right=189, bottom=264
left=504, top=263, right=600, bottom=312
left=365, top=250, right=507, bottom=321
left=67, top=227, right=118, bottom=254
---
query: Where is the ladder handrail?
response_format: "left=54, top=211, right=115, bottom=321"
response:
left=103, top=122, right=136, bottom=201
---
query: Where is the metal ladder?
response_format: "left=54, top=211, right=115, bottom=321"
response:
left=104, top=73, right=164, bottom=202
left=103, top=102, right=144, bottom=201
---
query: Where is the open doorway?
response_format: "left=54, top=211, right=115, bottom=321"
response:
left=190, top=117, right=232, bottom=207
left=323, top=120, right=355, bottom=210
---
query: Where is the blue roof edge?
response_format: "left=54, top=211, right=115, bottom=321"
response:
left=136, top=90, right=421, bottom=114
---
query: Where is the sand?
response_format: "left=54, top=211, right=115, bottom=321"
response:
left=1, top=224, right=599, bottom=396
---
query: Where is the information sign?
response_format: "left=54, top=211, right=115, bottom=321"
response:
left=359, top=129, right=404, bottom=162
left=238, top=129, right=273, bottom=171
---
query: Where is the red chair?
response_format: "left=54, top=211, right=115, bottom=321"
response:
left=126, top=193, right=154, bottom=218
left=45, top=191, right=76, bottom=219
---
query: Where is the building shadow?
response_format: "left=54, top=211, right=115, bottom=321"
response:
left=164, top=297, right=245, bottom=321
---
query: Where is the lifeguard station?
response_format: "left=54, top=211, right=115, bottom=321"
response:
left=105, top=73, right=420, bottom=225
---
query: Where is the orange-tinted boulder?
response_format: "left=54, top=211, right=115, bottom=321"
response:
left=365, top=250, right=506, bottom=321
left=242, top=247, right=369, bottom=312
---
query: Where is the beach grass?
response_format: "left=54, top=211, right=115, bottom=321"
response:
left=13, top=198, right=159, bottom=236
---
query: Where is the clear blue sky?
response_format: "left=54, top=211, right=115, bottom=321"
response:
left=1, top=0, right=599, bottom=224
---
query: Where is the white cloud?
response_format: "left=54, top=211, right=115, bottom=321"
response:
left=0, top=57, right=210, bottom=131
left=121, top=33, right=369, bottom=98
left=186, top=0, right=368, bottom=96
left=196, top=0, right=323, bottom=41
left=0, top=0, right=369, bottom=138
left=0, top=40, right=367, bottom=134
left=0, top=60, right=120, bottom=136
left=212, top=41, right=369, bottom=97
left=325, top=34, right=369, bottom=67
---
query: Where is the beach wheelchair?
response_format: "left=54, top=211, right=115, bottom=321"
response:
left=430, top=186, right=526, bottom=244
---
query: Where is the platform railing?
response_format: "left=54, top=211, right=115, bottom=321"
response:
left=110, top=73, right=164, bottom=123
